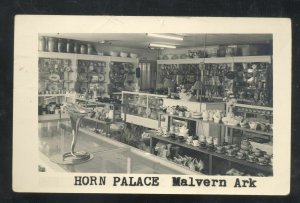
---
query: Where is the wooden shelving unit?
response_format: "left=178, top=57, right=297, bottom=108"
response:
left=150, top=112, right=273, bottom=175
left=150, top=134, right=272, bottom=175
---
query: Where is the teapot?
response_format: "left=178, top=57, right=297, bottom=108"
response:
left=179, top=125, right=189, bottom=136
left=213, top=110, right=222, bottom=123
left=206, top=136, right=213, bottom=145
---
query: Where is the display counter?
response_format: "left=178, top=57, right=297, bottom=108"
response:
left=38, top=120, right=199, bottom=174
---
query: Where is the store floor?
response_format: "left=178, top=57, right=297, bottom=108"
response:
left=38, top=120, right=187, bottom=174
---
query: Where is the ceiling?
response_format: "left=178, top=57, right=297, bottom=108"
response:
left=47, top=33, right=272, bottom=49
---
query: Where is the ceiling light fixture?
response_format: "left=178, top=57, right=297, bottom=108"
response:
left=146, top=33, right=183, bottom=41
left=149, top=43, right=176, bottom=49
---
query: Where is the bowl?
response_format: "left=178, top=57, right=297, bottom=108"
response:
left=130, top=53, right=138, bottom=58
left=166, top=54, right=173, bottom=60
left=120, top=52, right=128, bottom=57
left=110, top=51, right=118, bottom=57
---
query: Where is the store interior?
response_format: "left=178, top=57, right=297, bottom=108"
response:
left=38, top=33, right=273, bottom=176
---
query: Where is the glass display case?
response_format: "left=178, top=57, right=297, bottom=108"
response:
left=38, top=120, right=199, bottom=174
left=122, top=91, right=166, bottom=121
left=121, top=91, right=167, bottom=129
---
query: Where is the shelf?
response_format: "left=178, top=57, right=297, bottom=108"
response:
left=39, top=51, right=139, bottom=63
left=157, top=55, right=272, bottom=65
left=151, top=134, right=272, bottom=174
left=38, top=113, right=69, bottom=122
left=38, top=94, right=66, bottom=97
left=122, top=91, right=168, bottom=98
left=235, top=103, right=273, bottom=111
left=74, top=97, right=124, bottom=106
left=160, top=113, right=273, bottom=136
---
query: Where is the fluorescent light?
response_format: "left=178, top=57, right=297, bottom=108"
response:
left=149, top=43, right=176, bottom=49
left=146, top=33, right=183, bottom=41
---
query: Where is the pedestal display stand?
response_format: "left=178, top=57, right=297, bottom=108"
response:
left=50, top=104, right=93, bottom=165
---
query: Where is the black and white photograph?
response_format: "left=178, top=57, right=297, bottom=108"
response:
left=13, top=16, right=291, bottom=195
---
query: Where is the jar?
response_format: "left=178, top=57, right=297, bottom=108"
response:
left=80, top=44, right=87, bottom=54
left=87, top=43, right=93, bottom=55
left=66, top=40, right=73, bottom=53
left=47, top=37, right=56, bottom=52
left=38, top=36, right=46, bottom=51
left=73, top=42, right=79, bottom=53
left=57, top=38, right=64, bottom=52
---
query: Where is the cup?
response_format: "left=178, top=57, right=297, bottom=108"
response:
left=199, top=135, right=206, bottom=143
left=192, top=140, right=199, bottom=146
left=216, top=145, right=224, bottom=150
left=206, top=136, right=213, bottom=145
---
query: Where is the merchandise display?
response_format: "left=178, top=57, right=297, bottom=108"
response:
left=38, top=33, right=273, bottom=176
